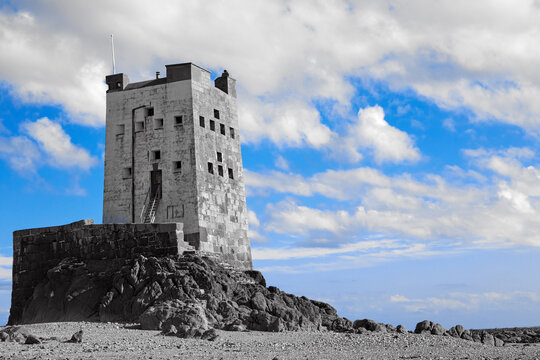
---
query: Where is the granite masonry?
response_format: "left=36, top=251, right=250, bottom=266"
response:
left=103, top=63, right=251, bottom=269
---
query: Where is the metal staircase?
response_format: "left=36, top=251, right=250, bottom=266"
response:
left=140, top=185, right=160, bottom=223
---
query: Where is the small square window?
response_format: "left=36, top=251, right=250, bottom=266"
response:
left=228, top=168, right=234, bottom=179
left=220, top=123, right=225, bottom=135
left=214, top=109, right=220, bottom=119
left=207, top=162, right=214, bottom=174
left=218, top=165, right=224, bottom=177
left=230, top=127, right=235, bottom=139
left=115, top=124, right=125, bottom=135
left=154, top=118, right=163, bottom=129
left=122, top=167, right=132, bottom=179
left=152, top=150, right=161, bottom=161
left=174, top=116, right=183, bottom=125
left=173, top=161, right=182, bottom=172
left=210, top=120, right=215, bottom=131
left=135, top=121, right=145, bottom=132
left=217, top=152, right=222, bottom=162
left=199, top=116, right=205, bottom=128
left=147, top=107, right=154, bottom=117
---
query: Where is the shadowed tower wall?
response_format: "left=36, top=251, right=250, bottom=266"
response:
left=103, top=63, right=251, bottom=269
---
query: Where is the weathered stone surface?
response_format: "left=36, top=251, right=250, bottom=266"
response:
left=396, top=324, right=407, bottom=334
left=353, top=319, right=384, bottom=332
left=14, top=254, right=342, bottom=333
left=67, top=330, right=83, bottom=343
left=0, top=326, right=33, bottom=343
left=24, top=334, right=41, bottom=345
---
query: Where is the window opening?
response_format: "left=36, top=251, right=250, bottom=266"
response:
left=228, top=168, right=234, bottom=179
left=218, top=165, right=224, bottom=177
left=230, top=127, right=235, bottom=139
left=210, top=120, right=215, bottom=131
left=199, top=116, right=205, bottom=128
left=220, top=123, right=225, bottom=135
left=207, top=162, right=214, bottom=174
left=146, top=107, right=154, bottom=117
left=214, top=109, right=220, bottom=119
left=217, top=152, right=222, bottom=162
left=152, top=150, right=161, bottom=161
left=135, top=121, right=145, bottom=132
left=173, top=161, right=182, bottom=172
left=154, top=118, right=163, bottom=129
left=116, top=124, right=125, bottom=135
left=122, top=167, right=132, bottom=179
left=174, top=115, right=183, bottom=125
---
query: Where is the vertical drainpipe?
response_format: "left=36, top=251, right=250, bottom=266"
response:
left=131, top=105, right=147, bottom=223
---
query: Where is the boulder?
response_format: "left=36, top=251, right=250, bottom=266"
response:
left=431, top=323, right=446, bottom=336
left=24, top=335, right=41, bottom=345
left=414, top=320, right=433, bottom=334
left=353, top=319, right=384, bottom=332
left=461, top=329, right=473, bottom=341
left=139, top=299, right=208, bottom=331
left=481, top=332, right=495, bottom=346
left=396, top=325, right=407, bottom=334
left=0, top=326, right=33, bottom=343
left=67, top=330, right=83, bottom=343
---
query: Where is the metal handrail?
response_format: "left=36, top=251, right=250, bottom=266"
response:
left=139, top=186, right=151, bottom=223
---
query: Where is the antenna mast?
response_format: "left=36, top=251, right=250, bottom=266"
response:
left=110, top=34, right=116, bottom=74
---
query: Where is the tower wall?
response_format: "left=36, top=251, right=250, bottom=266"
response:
left=103, top=63, right=252, bottom=269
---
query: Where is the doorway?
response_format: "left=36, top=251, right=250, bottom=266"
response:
left=150, top=170, right=162, bottom=199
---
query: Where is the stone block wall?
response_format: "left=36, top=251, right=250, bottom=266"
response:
left=9, top=219, right=188, bottom=325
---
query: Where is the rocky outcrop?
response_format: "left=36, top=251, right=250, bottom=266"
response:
left=17, top=254, right=345, bottom=334
left=415, top=320, right=505, bottom=347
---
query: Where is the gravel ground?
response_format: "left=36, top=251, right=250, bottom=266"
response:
left=1, top=322, right=540, bottom=360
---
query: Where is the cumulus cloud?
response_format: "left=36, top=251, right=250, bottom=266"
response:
left=1, top=0, right=539, bottom=142
left=22, top=118, right=97, bottom=170
left=334, top=106, right=420, bottom=163
left=0, top=118, right=98, bottom=175
left=247, top=148, right=540, bottom=248
left=0, top=135, right=41, bottom=175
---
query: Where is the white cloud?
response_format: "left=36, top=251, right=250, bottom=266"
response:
left=0, top=135, right=41, bottom=175
left=1, top=0, right=538, bottom=144
left=247, top=147, right=540, bottom=248
left=274, top=155, right=289, bottom=171
left=390, top=291, right=540, bottom=313
left=21, top=118, right=98, bottom=170
left=334, top=106, right=420, bottom=163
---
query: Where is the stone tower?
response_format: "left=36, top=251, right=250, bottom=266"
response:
left=103, top=63, right=251, bottom=269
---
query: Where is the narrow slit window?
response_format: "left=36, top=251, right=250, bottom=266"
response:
left=146, top=107, right=154, bottom=117
left=207, top=162, right=214, bottom=174
left=116, top=124, right=125, bottom=135
left=218, top=165, right=224, bottom=177
left=174, top=115, right=183, bottom=125
left=230, top=127, right=235, bottom=139
left=122, top=167, right=132, bottom=179
left=173, top=161, right=182, bottom=172
left=220, top=123, right=225, bottom=135
left=228, top=168, right=234, bottom=179
left=154, top=118, right=163, bottom=129
left=199, top=116, right=205, bottom=128
left=214, top=109, right=220, bottom=119
left=152, top=150, right=161, bottom=161
left=135, top=121, right=145, bottom=132
left=209, top=120, right=215, bottom=131
left=217, top=152, right=222, bottom=162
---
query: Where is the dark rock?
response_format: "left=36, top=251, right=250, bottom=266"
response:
left=396, top=325, right=407, bottom=334
left=353, top=319, right=384, bottom=332
left=471, top=331, right=482, bottom=343
left=15, top=254, right=349, bottom=335
left=481, top=332, right=495, bottom=346
left=0, top=326, right=32, bottom=343
left=201, top=328, right=219, bottom=341
left=461, top=329, right=473, bottom=341
left=24, top=334, right=41, bottom=345
left=494, top=336, right=505, bottom=347
left=431, top=323, right=446, bottom=336
left=414, top=320, right=433, bottom=334
left=67, top=330, right=83, bottom=343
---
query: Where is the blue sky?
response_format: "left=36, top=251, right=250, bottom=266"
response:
left=1, top=0, right=540, bottom=329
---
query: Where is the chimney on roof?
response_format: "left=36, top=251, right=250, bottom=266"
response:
left=156, top=71, right=160, bottom=79
left=214, top=70, right=236, bottom=97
